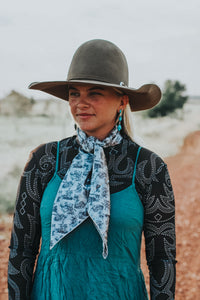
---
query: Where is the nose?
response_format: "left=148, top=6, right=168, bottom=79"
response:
left=77, top=94, right=90, bottom=108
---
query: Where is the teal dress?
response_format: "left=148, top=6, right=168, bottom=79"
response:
left=31, top=142, right=149, bottom=300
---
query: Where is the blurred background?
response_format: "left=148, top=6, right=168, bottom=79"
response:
left=0, top=0, right=200, bottom=299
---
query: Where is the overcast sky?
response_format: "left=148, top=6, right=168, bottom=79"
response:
left=1, top=0, right=199, bottom=99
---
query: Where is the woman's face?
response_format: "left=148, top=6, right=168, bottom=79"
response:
left=68, top=84, right=128, bottom=140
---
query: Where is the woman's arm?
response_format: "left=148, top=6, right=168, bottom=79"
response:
left=8, top=150, right=43, bottom=299
left=137, top=150, right=176, bottom=300
left=8, top=140, right=58, bottom=299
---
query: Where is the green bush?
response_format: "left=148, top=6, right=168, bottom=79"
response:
left=147, top=80, right=188, bottom=118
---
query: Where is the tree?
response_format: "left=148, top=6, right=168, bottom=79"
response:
left=147, top=80, right=188, bottom=118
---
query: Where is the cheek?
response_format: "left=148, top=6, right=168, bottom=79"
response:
left=103, top=105, right=118, bottom=119
left=69, top=103, right=76, bottom=116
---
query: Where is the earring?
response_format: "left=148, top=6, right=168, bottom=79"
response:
left=74, top=123, right=77, bottom=130
left=117, top=109, right=122, bottom=131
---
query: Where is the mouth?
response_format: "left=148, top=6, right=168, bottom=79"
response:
left=76, top=113, right=95, bottom=118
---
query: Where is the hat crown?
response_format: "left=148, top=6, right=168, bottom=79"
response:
left=67, top=39, right=129, bottom=86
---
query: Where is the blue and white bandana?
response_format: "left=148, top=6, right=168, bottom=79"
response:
left=50, top=126, right=122, bottom=258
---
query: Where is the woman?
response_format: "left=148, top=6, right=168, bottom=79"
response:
left=8, top=39, right=176, bottom=299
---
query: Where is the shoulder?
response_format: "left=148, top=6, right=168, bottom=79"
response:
left=25, top=136, right=77, bottom=175
left=121, top=132, right=168, bottom=183
left=122, top=135, right=164, bottom=165
left=135, top=144, right=170, bottom=191
left=138, top=146, right=166, bottom=168
left=30, top=135, right=77, bottom=160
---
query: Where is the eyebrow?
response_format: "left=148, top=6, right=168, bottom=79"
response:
left=89, top=86, right=105, bottom=91
left=68, top=86, right=105, bottom=91
left=68, top=86, right=78, bottom=91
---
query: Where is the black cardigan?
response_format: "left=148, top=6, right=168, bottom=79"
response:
left=8, top=134, right=176, bottom=299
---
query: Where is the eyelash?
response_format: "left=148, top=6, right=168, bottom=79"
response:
left=69, top=92, right=102, bottom=97
left=69, top=92, right=79, bottom=97
left=90, top=92, right=102, bottom=96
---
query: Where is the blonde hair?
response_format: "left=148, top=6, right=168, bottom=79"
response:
left=122, top=104, right=135, bottom=141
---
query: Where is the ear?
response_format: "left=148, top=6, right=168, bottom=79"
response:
left=118, top=95, right=129, bottom=112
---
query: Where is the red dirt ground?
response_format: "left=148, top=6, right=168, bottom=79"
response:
left=1, top=131, right=200, bottom=299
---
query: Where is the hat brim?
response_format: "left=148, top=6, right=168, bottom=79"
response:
left=29, top=80, right=161, bottom=112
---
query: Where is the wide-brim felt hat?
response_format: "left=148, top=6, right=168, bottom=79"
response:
left=29, top=39, right=161, bottom=112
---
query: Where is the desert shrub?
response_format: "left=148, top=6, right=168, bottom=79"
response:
left=147, top=80, right=188, bottom=118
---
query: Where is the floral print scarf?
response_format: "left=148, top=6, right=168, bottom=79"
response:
left=50, top=126, right=122, bottom=258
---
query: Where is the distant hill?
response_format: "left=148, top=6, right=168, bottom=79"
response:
left=0, top=90, right=70, bottom=117
left=0, top=90, right=35, bottom=116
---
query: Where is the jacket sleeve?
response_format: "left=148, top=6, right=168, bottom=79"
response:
left=8, top=150, right=44, bottom=300
left=136, top=151, right=176, bottom=300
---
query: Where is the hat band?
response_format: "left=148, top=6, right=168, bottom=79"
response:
left=67, top=74, right=128, bottom=87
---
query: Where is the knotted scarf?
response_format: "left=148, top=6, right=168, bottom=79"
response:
left=50, top=126, right=122, bottom=258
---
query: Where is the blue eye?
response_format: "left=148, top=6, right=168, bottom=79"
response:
left=69, top=92, right=79, bottom=97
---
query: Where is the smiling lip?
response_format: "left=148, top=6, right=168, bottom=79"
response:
left=77, top=113, right=95, bottom=118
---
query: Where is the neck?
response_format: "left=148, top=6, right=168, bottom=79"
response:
left=81, top=125, right=118, bottom=141
left=81, top=128, right=117, bottom=141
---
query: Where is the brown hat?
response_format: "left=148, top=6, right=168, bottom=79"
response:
left=29, top=39, right=161, bottom=111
